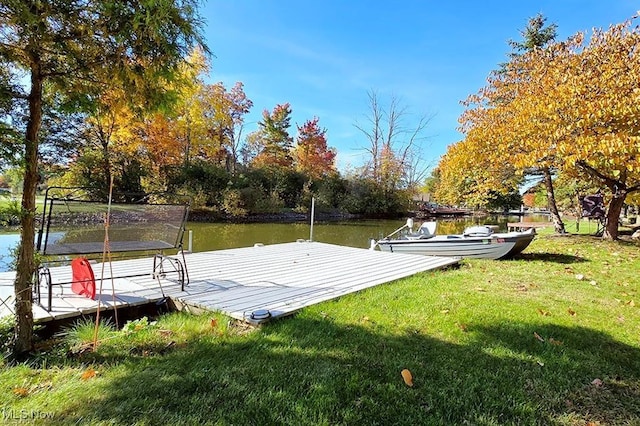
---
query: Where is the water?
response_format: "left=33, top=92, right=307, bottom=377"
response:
left=0, top=215, right=548, bottom=272
left=0, top=233, right=20, bottom=271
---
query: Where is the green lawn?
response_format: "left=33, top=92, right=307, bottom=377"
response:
left=1, top=228, right=639, bottom=425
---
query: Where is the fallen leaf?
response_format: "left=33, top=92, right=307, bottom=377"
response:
left=475, top=287, right=486, bottom=292
left=401, top=369, right=414, bottom=387
left=537, top=309, right=551, bottom=316
left=12, top=387, right=29, bottom=397
left=627, top=300, right=635, bottom=307
left=536, top=361, right=545, bottom=367
left=568, top=308, right=577, bottom=317
left=589, top=280, right=598, bottom=286
left=591, top=378, right=603, bottom=387
left=158, top=329, right=173, bottom=337
left=457, top=323, right=468, bottom=332
left=440, top=309, right=450, bottom=314
left=534, top=332, right=545, bottom=342
left=210, top=318, right=218, bottom=329
left=549, top=338, right=563, bottom=346
left=81, top=368, right=97, bottom=380
left=361, top=316, right=369, bottom=322
left=575, top=274, right=585, bottom=281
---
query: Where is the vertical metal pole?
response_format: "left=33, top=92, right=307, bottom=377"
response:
left=188, top=229, right=193, bottom=252
left=309, top=197, right=315, bottom=242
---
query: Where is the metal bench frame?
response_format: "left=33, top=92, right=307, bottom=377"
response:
left=34, top=187, right=190, bottom=311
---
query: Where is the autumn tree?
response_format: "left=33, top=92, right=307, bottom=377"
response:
left=137, top=112, right=184, bottom=190
left=556, top=20, right=640, bottom=238
left=125, top=53, right=251, bottom=189
left=250, top=103, right=294, bottom=168
left=434, top=136, right=522, bottom=209
left=170, top=49, right=211, bottom=168
left=76, top=89, right=145, bottom=195
left=455, top=16, right=640, bottom=240
left=443, top=14, right=564, bottom=226
left=501, top=23, right=640, bottom=239
left=508, top=14, right=565, bottom=232
left=163, top=52, right=251, bottom=171
left=294, top=117, right=336, bottom=180
left=0, top=0, right=206, bottom=357
left=354, top=91, right=431, bottom=194
left=204, top=82, right=253, bottom=173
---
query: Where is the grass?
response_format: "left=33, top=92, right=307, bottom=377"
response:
left=1, top=227, right=639, bottom=425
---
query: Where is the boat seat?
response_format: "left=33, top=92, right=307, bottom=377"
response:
left=416, top=221, right=436, bottom=237
left=406, top=222, right=436, bottom=240
left=406, top=233, right=434, bottom=240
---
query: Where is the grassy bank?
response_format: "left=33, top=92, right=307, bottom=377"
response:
left=1, top=229, right=639, bottom=425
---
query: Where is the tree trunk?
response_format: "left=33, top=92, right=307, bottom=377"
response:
left=13, top=60, right=43, bottom=358
left=603, top=191, right=625, bottom=240
left=542, top=167, right=565, bottom=233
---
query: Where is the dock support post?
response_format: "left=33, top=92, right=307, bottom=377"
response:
left=309, top=197, right=315, bottom=242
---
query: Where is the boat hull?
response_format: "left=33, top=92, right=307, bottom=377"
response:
left=376, top=229, right=535, bottom=260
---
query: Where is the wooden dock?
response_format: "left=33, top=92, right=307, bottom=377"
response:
left=0, top=241, right=458, bottom=324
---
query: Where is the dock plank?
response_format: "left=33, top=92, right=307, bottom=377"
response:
left=0, top=241, right=458, bottom=324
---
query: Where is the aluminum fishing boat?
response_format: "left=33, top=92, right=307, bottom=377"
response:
left=372, top=219, right=535, bottom=260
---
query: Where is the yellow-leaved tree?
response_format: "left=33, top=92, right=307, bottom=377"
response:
left=445, top=14, right=563, bottom=227
left=555, top=20, right=640, bottom=239
left=446, top=16, right=640, bottom=239
left=501, top=19, right=640, bottom=239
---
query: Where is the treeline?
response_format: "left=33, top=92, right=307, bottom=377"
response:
left=2, top=51, right=426, bottom=219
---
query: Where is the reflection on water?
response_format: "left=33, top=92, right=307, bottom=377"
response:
left=0, top=215, right=548, bottom=272
left=184, top=214, right=547, bottom=253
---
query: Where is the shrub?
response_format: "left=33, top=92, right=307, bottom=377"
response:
left=221, top=189, right=248, bottom=218
left=0, top=198, right=21, bottom=226
left=342, top=178, right=405, bottom=216
left=253, top=190, right=285, bottom=214
left=165, top=161, right=230, bottom=207
left=0, top=315, right=14, bottom=360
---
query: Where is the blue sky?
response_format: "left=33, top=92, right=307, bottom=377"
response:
left=201, top=1, right=638, bottom=173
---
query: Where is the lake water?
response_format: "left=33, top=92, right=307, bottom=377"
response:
left=0, top=215, right=547, bottom=272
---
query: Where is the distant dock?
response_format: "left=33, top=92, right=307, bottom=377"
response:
left=0, top=241, right=458, bottom=325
